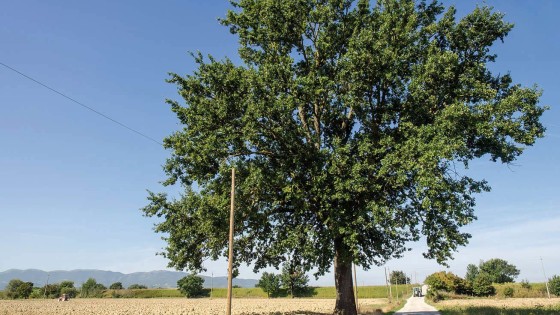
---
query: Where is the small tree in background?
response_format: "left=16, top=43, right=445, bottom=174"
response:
left=549, top=275, right=560, bottom=296
left=177, top=274, right=205, bottom=298
left=479, top=258, right=519, bottom=283
left=465, top=264, right=479, bottom=283
left=43, top=283, right=60, bottom=298
left=59, top=281, right=77, bottom=298
left=389, top=270, right=410, bottom=285
left=472, top=273, right=495, bottom=296
left=109, top=282, right=124, bottom=290
left=281, top=263, right=309, bottom=297
left=127, top=284, right=148, bottom=289
left=257, top=272, right=281, bottom=298
left=5, top=279, right=33, bottom=299
left=80, top=278, right=106, bottom=298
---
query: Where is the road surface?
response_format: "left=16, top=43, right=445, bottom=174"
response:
left=394, top=296, right=440, bottom=315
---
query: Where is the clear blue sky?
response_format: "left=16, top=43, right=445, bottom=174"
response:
left=1, top=0, right=558, bottom=286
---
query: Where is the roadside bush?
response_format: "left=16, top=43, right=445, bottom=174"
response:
left=426, top=288, right=443, bottom=302
left=425, top=271, right=471, bottom=295
left=549, top=275, right=560, bottom=296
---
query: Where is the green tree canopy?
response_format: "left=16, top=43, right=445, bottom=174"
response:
left=424, top=271, right=469, bottom=294
left=5, top=279, right=33, bottom=299
left=281, top=263, right=310, bottom=297
left=80, top=278, right=106, bottom=298
left=472, top=272, right=495, bottom=296
left=143, top=0, right=546, bottom=314
left=465, top=263, right=479, bottom=283
left=127, top=284, right=147, bottom=289
left=177, top=274, right=205, bottom=298
left=109, top=282, right=124, bottom=290
left=257, top=272, right=281, bottom=298
left=478, top=258, right=520, bottom=283
left=389, top=270, right=410, bottom=285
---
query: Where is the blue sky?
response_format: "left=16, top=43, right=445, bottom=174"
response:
left=1, top=0, right=558, bottom=286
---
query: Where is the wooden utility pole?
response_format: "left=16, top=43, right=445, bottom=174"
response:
left=44, top=273, right=50, bottom=298
left=385, top=267, right=392, bottom=302
left=226, top=168, right=235, bottom=315
left=541, top=257, right=551, bottom=299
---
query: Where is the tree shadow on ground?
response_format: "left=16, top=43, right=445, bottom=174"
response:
left=439, top=307, right=560, bottom=315
left=270, top=287, right=318, bottom=298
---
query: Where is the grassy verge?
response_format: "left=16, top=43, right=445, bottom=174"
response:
left=429, top=296, right=560, bottom=315
left=437, top=305, right=560, bottom=315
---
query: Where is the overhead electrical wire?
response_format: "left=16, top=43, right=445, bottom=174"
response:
left=0, top=61, right=163, bottom=146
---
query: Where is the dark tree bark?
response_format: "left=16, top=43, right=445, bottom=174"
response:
left=334, top=239, right=357, bottom=315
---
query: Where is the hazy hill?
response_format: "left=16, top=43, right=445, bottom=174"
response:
left=0, top=269, right=257, bottom=289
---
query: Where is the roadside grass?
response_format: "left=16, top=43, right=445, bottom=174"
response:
left=438, top=305, right=560, bottom=315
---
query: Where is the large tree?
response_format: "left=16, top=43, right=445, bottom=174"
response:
left=143, top=1, right=546, bottom=314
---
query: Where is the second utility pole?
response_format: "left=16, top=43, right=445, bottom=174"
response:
left=226, top=168, right=236, bottom=315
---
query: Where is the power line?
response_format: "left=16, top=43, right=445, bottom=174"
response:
left=0, top=61, right=162, bottom=146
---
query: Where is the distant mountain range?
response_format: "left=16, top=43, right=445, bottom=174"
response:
left=0, top=269, right=257, bottom=290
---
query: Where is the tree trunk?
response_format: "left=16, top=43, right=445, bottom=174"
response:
left=333, top=239, right=357, bottom=315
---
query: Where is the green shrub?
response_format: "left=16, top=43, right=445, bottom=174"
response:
left=520, top=279, right=532, bottom=290
left=127, top=284, right=147, bottom=289
left=549, top=275, right=560, bottom=296
left=503, top=286, right=514, bottom=297
left=425, top=271, right=471, bottom=294
left=426, top=288, right=443, bottom=302
left=472, top=273, right=495, bottom=297
left=177, top=274, right=205, bottom=298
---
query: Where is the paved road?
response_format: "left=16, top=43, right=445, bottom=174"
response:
left=394, top=296, right=440, bottom=315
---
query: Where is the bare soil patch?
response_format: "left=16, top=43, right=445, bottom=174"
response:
left=0, top=298, right=390, bottom=315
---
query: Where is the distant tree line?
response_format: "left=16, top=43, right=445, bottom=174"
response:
left=0, top=277, right=150, bottom=299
